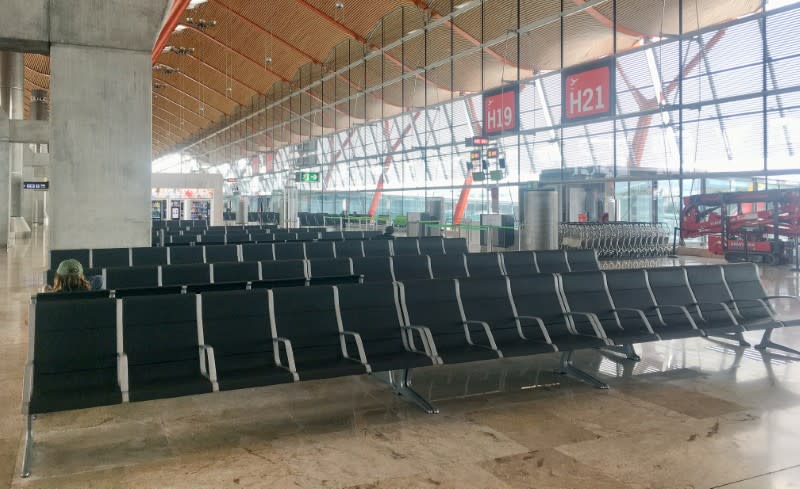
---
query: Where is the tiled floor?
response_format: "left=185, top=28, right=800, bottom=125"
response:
left=3, top=230, right=800, bottom=488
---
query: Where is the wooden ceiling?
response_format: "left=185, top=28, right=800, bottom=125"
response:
left=21, top=0, right=760, bottom=160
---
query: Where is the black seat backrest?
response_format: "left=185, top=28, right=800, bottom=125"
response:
left=419, top=238, right=445, bottom=255
left=92, top=248, right=130, bottom=268
left=242, top=243, right=274, bottom=262
left=200, top=290, right=273, bottom=357
left=501, top=251, right=538, bottom=276
left=363, top=240, right=391, bottom=257
left=273, top=232, right=297, bottom=242
left=335, top=282, right=405, bottom=356
left=336, top=240, right=364, bottom=258
left=457, top=277, right=518, bottom=334
left=132, top=247, right=168, bottom=266
left=260, top=259, right=307, bottom=281
left=250, top=232, right=273, bottom=242
left=443, top=238, right=468, bottom=255
left=212, top=262, right=260, bottom=283
left=343, top=231, right=364, bottom=240
left=507, top=274, right=572, bottom=340
left=200, top=234, right=227, bottom=245
left=51, top=249, right=90, bottom=269
left=535, top=250, right=571, bottom=273
left=161, top=264, right=211, bottom=286
left=269, top=285, right=341, bottom=360
left=321, top=231, right=344, bottom=241
left=225, top=232, right=251, bottom=244
left=352, top=257, right=394, bottom=283
left=399, top=279, right=465, bottom=347
left=567, top=249, right=600, bottom=272
left=685, top=265, right=733, bottom=305
left=392, top=256, right=432, bottom=281
left=113, top=286, right=183, bottom=298
left=363, top=231, right=383, bottom=239
left=307, top=258, right=353, bottom=278
left=392, top=238, right=420, bottom=256
left=105, top=266, right=159, bottom=290
left=558, top=271, right=615, bottom=336
left=721, top=263, right=773, bottom=322
left=429, top=254, right=468, bottom=279
left=305, top=241, right=335, bottom=259
left=170, top=234, right=199, bottom=245
left=296, top=232, right=318, bottom=241
left=122, top=294, right=199, bottom=365
left=645, top=267, right=697, bottom=310
left=465, top=253, right=504, bottom=278
left=169, top=246, right=205, bottom=265
left=204, top=245, right=239, bottom=263
left=274, top=242, right=306, bottom=261
left=604, top=269, right=659, bottom=322
left=36, top=290, right=110, bottom=302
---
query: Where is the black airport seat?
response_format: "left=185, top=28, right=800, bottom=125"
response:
left=296, top=232, right=319, bottom=241
left=429, top=254, right=468, bottom=279
left=508, top=274, right=608, bottom=351
left=392, top=237, right=420, bottom=256
left=212, top=262, right=260, bottom=283
left=225, top=233, right=251, bottom=244
left=457, top=277, right=555, bottom=358
left=534, top=250, right=571, bottom=273
left=443, top=238, right=468, bottom=255
left=121, top=294, right=215, bottom=402
left=269, top=286, right=369, bottom=380
left=685, top=265, right=767, bottom=331
left=200, top=234, right=227, bottom=245
left=343, top=231, right=364, bottom=240
left=28, top=298, right=122, bottom=413
left=45, top=267, right=103, bottom=287
left=169, top=246, right=205, bottom=265
left=260, top=259, right=307, bottom=281
left=399, top=279, right=501, bottom=364
left=92, top=248, right=130, bottom=268
left=604, top=269, right=702, bottom=340
left=567, top=249, right=600, bottom=272
left=113, top=286, right=183, bottom=298
left=559, top=271, right=660, bottom=345
left=307, top=258, right=353, bottom=278
left=35, top=290, right=110, bottom=302
left=465, top=253, right=504, bottom=278
left=392, top=255, right=432, bottom=281
left=50, top=249, right=90, bottom=269
left=273, top=232, right=297, bottom=242
left=204, top=245, right=239, bottom=264
left=250, top=232, right=273, bottom=242
left=722, top=263, right=793, bottom=326
left=132, top=247, right=168, bottom=266
left=419, top=238, right=445, bottom=255
left=335, top=240, right=364, bottom=258
left=321, top=231, right=344, bottom=241
left=335, top=282, right=436, bottom=371
left=363, top=231, right=383, bottom=239
left=274, top=242, right=306, bottom=261
left=363, top=240, right=392, bottom=257
left=161, top=264, right=211, bottom=286
left=200, top=291, right=296, bottom=391
left=305, top=241, right=336, bottom=259
left=353, top=257, right=394, bottom=283
left=105, top=266, right=160, bottom=290
left=170, top=235, right=199, bottom=245
left=500, top=251, right=538, bottom=276
left=242, top=243, right=275, bottom=262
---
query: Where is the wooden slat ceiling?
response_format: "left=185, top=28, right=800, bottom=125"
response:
left=21, top=0, right=760, bottom=158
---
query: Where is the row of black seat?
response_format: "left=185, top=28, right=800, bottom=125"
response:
left=163, top=230, right=386, bottom=246
left=50, top=238, right=470, bottom=269
left=26, top=262, right=798, bottom=417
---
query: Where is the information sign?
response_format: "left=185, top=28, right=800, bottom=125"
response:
left=482, top=84, right=520, bottom=137
left=562, top=58, right=615, bottom=123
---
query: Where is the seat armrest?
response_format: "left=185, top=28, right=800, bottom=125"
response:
left=341, top=330, right=370, bottom=367
left=463, top=320, right=500, bottom=351
left=609, top=307, right=655, bottom=334
left=198, top=345, right=219, bottom=391
left=691, top=301, right=739, bottom=325
left=725, top=298, right=776, bottom=318
left=563, top=311, right=608, bottom=340
left=273, top=337, right=298, bottom=378
left=401, top=325, right=437, bottom=359
left=652, top=304, right=699, bottom=329
left=515, top=315, right=552, bottom=344
left=764, top=295, right=800, bottom=306
left=116, top=353, right=130, bottom=401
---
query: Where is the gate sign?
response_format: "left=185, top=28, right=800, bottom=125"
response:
left=562, top=58, right=615, bottom=123
left=482, top=84, right=519, bottom=137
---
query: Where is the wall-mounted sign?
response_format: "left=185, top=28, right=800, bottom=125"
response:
left=562, top=57, right=615, bottom=123
left=23, top=181, right=49, bottom=190
left=489, top=170, right=505, bottom=181
left=482, top=83, right=520, bottom=137
left=472, top=172, right=486, bottom=182
left=295, top=171, right=320, bottom=183
left=464, top=136, right=491, bottom=147
left=225, top=178, right=238, bottom=183
left=470, top=150, right=482, bottom=162
left=486, top=148, right=499, bottom=159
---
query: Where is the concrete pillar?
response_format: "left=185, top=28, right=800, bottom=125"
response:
left=47, top=0, right=169, bottom=250
left=0, top=113, right=7, bottom=246
left=0, top=51, right=28, bottom=243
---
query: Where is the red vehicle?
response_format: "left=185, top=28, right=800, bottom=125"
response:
left=681, top=188, right=800, bottom=264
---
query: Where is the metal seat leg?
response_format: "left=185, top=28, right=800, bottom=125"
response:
left=557, top=351, right=609, bottom=389
left=373, top=369, right=438, bottom=414
left=755, top=328, right=800, bottom=356
left=21, top=414, right=33, bottom=478
left=707, top=331, right=751, bottom=347
left=600, top=344, right=641, bottom=361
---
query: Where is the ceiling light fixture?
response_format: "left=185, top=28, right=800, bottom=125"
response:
left=188, top=0, right=208, bottom=8
left=334, top=1, right=344, bottom=9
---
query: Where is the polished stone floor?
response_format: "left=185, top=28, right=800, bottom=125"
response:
left=3, top=230, right=800, bottom=488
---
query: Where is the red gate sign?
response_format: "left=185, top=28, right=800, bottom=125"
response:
left=562, top=58, right=615, bottom=123
left=482, top=84, right=519, bottom=137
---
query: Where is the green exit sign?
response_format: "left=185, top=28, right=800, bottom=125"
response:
left=295, top=172, right=320, bottom=183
